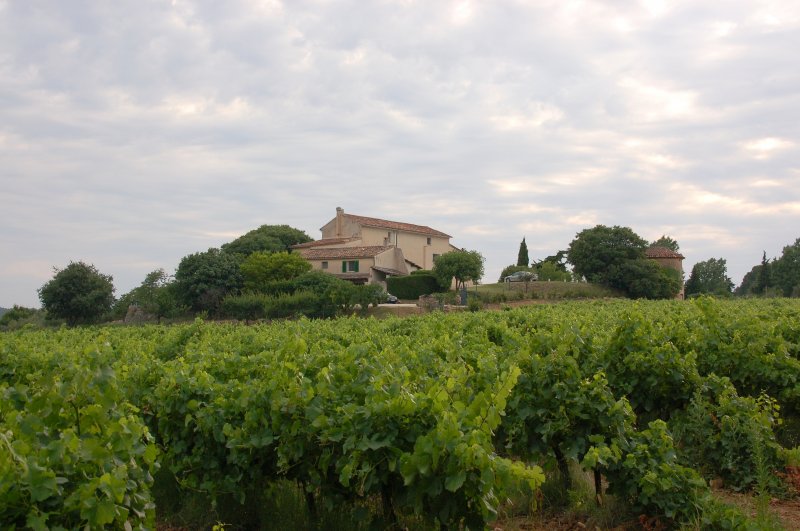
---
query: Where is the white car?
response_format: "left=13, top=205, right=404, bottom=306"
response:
left=504, top=271, right=537, bottom=282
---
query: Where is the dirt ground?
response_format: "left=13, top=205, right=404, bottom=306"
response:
left=489, top=488, right=800, bottom=531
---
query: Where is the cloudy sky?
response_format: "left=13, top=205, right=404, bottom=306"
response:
left=2, top=0, right=799, bottom=307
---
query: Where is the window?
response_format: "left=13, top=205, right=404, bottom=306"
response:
left=427, top=237, right=431, bottom=245
left=321, top=261, right=328, bottom=269
left=342, top=260, right=359, bottom=272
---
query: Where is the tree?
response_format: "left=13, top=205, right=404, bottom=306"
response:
left=433, top=250, right=485, bottom=291
left=735, top=264, right=761, bottom=296
left=38, top=261, right=115, bottom=325
left=222, top=225, right=313, bottom=257
left=684, top=258, right=734, bottom=297
left=650, top=235, right=680, bottom=252
left=516, top=237, right=529, bottom=267
left=541, top=250, right=568, bottom=272
left=754, top=251, right=772, bottom=295
left=120, top=269, right=183, bottom=322
left=240, top=252, right=312, bottom=291
left=174, top=248, right=243, bottom=313
left=616, top=259, right=683, bottom=299
left=567, top=225, right=648, bottom=284
left=773, top=238, right=800, bottom=297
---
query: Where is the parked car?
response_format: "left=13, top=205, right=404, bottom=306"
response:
left=504, top=271, right=537, bottom=282
left=385, top=293, right=399, bottom=303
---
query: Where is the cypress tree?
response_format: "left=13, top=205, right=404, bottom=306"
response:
left=517, top=237, right=529, bottom=267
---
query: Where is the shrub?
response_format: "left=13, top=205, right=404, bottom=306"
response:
left=387, top=273, right=444, bottom=299
left=221, top=292, right=271, bottom=320
left=265, top=291, right=323, bottom=319
left=0, top=305, right=43, bottom=329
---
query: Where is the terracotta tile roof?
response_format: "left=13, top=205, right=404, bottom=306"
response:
left=344, top=213, right=451, bottom=238
left=291, top=237, right=357, bottom=249
left=299, top=246, right=393, bottom=260
left=645, top=246, right=685, bottom=259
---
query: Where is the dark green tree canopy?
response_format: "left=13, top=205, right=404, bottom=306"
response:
left=567, top=225, right=648, bottom=283
left=433, top=250, right=485, bottom=291
left=685, top=258, right=734, bottom=297
left=38, top=261, right=115, bottom=325
left=222, top=225, right=313, bottom=257
left=174, top=248, right=243, bottom=313
left=755, top=251, right=773, bottom=295
left=516, top=237, right=529, bottom=267
left=773, top=238, right=800, bottom=297
left=650, top=235, right=680, bottom=252
left=735, top=264, right=761, bottom=296
left=541, top=250, right=568, bottom=272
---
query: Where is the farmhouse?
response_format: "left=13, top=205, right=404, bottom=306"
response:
left=293, top=207, right=458, bottom=286
left=645, top=246, right=686, bottom=300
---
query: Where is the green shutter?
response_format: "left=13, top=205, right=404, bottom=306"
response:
left=342, top=261, right=347, bottom=273
left=354, top=261, right=359, bottom=272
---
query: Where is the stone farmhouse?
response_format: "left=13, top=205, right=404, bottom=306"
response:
left=645, top=246, right=686, bottom=300
left=292, top=207, right=458, bottom=286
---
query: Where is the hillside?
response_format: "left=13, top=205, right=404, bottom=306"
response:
left=0, top=307, right=8, bottom=319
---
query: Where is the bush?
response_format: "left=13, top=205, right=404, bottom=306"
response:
left=387, top=273, right=444, bottom=299
left=221, top=291, right=329, bottom=320
left=265, top=291, right=323, bottom=319
left=0, top=305, right=43, bottom=329
left=221, top=292, right=272, bottom=320
left=252, top=271, right=350, bottom=303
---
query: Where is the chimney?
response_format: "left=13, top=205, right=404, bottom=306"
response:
left=336, top=207, right=344, bottom=237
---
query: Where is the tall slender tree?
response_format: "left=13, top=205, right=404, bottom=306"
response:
left=754, top=251, right=771, bottom=295
left=517, top=237, right=529, bottom=267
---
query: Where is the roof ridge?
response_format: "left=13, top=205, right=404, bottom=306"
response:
left=343, top=212, right=451, bottom=238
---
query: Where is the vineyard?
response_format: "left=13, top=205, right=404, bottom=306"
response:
left=2, top=298, right=800, bottom=529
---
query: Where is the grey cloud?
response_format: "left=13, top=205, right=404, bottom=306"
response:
left=1, top=0, right=799, bottom=305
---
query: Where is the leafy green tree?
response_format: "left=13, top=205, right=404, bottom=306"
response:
left=773, top=239, right=800, bottom=297
left=541, top=250, right=568, bottom=272
left=174, top=248, right=243, bottom=314
left=735, top=265, right=758, bottom=296
left=685, top=258, right=734, bottom=297
left=650, top=235, right=680, bottom=252
left=240, top=252, right=312, bottom=291
left=516, top=237, right=529, bottom=267
left=222, top=225, right=313, bottom=257
left=613, top=259, right=682, bottom=299
left=433, top=250, right=485, bottom=291
left=567, top=225, right=648, bottom=284
left=118, top=269, right=183, bottom=322
left=38, top=261, right=115, bottom=325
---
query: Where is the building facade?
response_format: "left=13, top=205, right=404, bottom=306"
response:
left=293, top=207, right=457, bottom=286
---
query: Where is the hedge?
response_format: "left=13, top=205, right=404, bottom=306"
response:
left=387, top=273, right=443, bottom=299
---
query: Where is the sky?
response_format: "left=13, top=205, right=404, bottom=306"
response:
left=1, top=0, right=799, bottom=308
